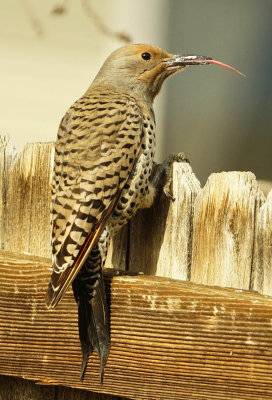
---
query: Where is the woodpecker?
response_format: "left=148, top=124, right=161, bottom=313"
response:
left=45, top=44, right=243, bottom=381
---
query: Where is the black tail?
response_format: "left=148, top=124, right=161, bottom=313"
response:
left=72, top=247, right=110, bottom=382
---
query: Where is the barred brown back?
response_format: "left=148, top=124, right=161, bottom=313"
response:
left=52, top=92, right=142, bottom=267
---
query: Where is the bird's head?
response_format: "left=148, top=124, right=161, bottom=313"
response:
left=92, top=44, right=244, bottom=103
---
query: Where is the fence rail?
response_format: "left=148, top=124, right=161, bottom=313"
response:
left=0, top=135, right=271, bottom=400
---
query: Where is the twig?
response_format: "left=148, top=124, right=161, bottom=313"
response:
left=19, top=0, right=43, bottom=36
left=81, top=0, right=131, bottom=43
left=51, top=0, right=69, bottom=15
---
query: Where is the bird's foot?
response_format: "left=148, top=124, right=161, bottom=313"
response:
left=162, top=152, right=190, bottom=201
left=152, top=152, right=190, bottom=201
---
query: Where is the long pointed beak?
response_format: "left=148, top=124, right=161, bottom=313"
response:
left=164, top=54, right=245, bottom=77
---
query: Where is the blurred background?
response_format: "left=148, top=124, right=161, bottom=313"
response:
left=1, top=0, right=271, bottom=184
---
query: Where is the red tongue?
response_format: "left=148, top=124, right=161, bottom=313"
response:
left=196, top=59, right=246, bottom=77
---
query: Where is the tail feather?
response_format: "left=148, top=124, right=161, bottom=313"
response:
left=73, top=258, right=109, bottom=382
left=77, top=293, right=93, bottom=380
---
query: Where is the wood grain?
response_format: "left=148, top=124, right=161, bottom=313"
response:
left=129, top=162, right=200, bottom=279
left=191, top=171, right=265, bottom=289
left=4, top=141, right=54, bottom=257
left=0, top=135, right=16, bottom=250
left=104, top=225, right=128, bottom=271
left=252, top=190, right=272, bottom=295
left=0, top=250, right=271, bottom=400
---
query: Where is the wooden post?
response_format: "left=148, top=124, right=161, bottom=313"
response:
left=0, top=135, right=15, bottom=249
left=129, top=162, right=200, bottom=279
left=3, top=140, right=54, bottom=257
left=252, top=190, right=272, bottom=295
left=190, top=171, right=265, bottom=289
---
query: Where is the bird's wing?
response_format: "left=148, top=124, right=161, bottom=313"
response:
left=46, top=92, right=143, bottom=308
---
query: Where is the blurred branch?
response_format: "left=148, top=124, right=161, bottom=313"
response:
left=19, top=0, right=43, bottom=36
left=19, top=0, right=131, bottom=43
left=81, top=0, right=132, bottom=43
left=51, top=0, right=68, bottom=15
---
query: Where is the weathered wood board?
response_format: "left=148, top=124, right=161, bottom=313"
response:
left=0, top=250, right=271, bottom=400
left=0, top=136, right=271, bottom=400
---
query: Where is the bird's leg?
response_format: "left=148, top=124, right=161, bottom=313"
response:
left=151, top=152, right=190, bottom=201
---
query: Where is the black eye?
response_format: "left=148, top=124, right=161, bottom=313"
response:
left=141, top=52, right=151, bottom=61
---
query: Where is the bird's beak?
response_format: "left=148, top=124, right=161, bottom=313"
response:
left=163, top=54, right=245, bottom=77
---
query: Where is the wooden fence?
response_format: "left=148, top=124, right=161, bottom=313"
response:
left=0, top=135, right=271, bottom=400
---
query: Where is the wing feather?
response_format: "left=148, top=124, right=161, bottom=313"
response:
left=46, top=91, right=143, bottom=308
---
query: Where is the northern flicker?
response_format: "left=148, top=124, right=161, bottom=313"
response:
left=45, top=44, right=243, bottom=381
